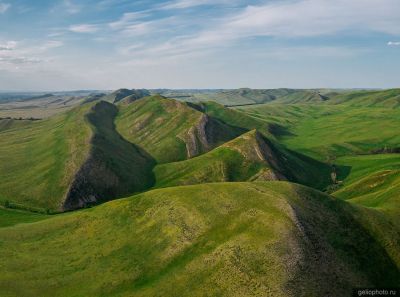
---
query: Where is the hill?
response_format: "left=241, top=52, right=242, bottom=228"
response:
left=154, top=130, right=332, bottom=190
left=63, top=101, right=155, bottom=210
left=0, top=101, right=155, bottom=211
left=239, top=103, right=400, bottom=159
left=102, top=88, right=150, bottom=103
left=0, top=182, right=398, bottom=297
left=115, top=95, right=245, bottom=163
left=0, top=103, right=93, bottom=211
left=328, top=89, right=400, bottom=108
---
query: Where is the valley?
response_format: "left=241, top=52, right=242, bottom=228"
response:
left=0, top=88, right=399, bottom=296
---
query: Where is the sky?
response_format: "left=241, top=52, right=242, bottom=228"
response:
left=0, top=0, right=399, bottom=91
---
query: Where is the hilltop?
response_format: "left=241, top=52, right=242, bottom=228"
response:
left=1, top=182, right=398, bottom=297
left=154, top=130, right=331, bottom=190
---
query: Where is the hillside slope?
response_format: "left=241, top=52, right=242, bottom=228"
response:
left=63, top=101, right=155, bottom=210
left=239, top=103, right=400, bottom=159
left=328, top=89, right=400, bottom=108
left=115, top=96, right=245, bottom=163
left=0, top=182, right=398, bottom=297
left=0, top=101, right=155, bottom=211
left=101, top=88, right=151, bottom=103
left=0, top=104, right=93, bottom=211
left=154, top=130, right=332, bottom=190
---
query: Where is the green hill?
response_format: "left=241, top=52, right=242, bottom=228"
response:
left=154, top=130, right=332, bottom=190
left=63, top=101, right=155, bottom=210
left=334, top=154, right=400, bottom=224
left=239, top=103, right=400, bottom=159
left=0, top=104, right=93, bottom=211
left=0, top=182, right=398, bottom=297
left=275, top=90, right=329, bottom=104
left=102, top=88, right=150, bottom=103
left=0, top=101, right=155, bottom=212
left=328, top=89, right=400, bottom=108
left=115, top=96, right=244, bottom=163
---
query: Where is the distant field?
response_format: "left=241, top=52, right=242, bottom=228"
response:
left=239, top=104, right=400, bottom=160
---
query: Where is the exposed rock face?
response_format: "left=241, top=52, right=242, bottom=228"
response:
left=62, top=101, right=155, bottom=211
left=63, top=149, right=120, bottom=210
left=181, top=114, right=245, bottom=159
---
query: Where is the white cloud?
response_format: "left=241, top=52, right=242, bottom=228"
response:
left=0, top=39, right=61, bottom=69
left=63, top=0, right=81, bottom=14
left=109, top=11, right=149, bottom=29
left=158, top=0, right=234, bottom=10
left=145, top=0, right=400, bottom=56
left=69, top=24, right=99, bottom=33
left=0, top=41, right=17, bottom=51
left=388, top=41, right=400, bottom=46
left=0, top=2, right=10, bottom=13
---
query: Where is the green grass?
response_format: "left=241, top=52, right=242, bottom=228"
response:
left=62, top=101, right=155, bottom=210
left=0, top=182, right=398, bottom=297
left=328, top=88, right=400, bottom=108
left=0, top=207, right=49, bottom=227
left=0, top=104, right=93, bottom=211
left=332, top=154, right=400, bottom=228
left=240, top=104, right=400, bottom=160
left=115, top=96, right=243, bottom=163
left=154, top=130, right=332, bottom=190
left=115, top=96, right=208, bottom=163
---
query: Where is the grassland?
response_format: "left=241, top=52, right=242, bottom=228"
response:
left=0, top=104, right=93, bottom=211
left=154, top=130, right=332, bottom=190
left=115, top=96, right=243, bottom=163
left=240, top=104, right=400, bottom=160
left=1, top=89, right=400, bottom=296
left=0, top=208, right=49, bottom=228
left=1, top=182, right=398, bottom=297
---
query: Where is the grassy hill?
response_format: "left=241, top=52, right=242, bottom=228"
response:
left=0, top=104, right=93, bottom=211
left=154, top=130, right=332, bottom=190
left=334, top=154, right=400, bottom=224
left=63, top=101, right=155, bottom=210
left=1, top=182, right=398, bottom=297
left=328, top=89, right=400, bottom=108
left=0, top=101, right=155, bottom=212
left=101, top=88, right=150, bottom=103
left=115, top=96, right=244, bottom=163
left=239, top=103, right=400, bottom=160
left=0, top=207, right=49, bottom=228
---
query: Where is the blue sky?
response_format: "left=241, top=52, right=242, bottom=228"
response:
left=0, top=0, right=399, bottom=91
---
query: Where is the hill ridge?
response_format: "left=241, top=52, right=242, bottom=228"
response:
left=63, top=101, right=155, bottom=210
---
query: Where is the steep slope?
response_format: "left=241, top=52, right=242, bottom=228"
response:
left=0, top=182, right=398, bottom=297
left=63, top=101, right=155, bottom=210
left=200, top=101, right=278, bottom=137
left=0, top=101, right=155, bottom=212
left=0, top=104, right=93, bottom=211
left=115, top=95, right=244, bottom=163
left=154, top=130, right=332, bottom=190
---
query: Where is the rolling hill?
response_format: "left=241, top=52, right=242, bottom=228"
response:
left=0, top=101, right=155, bottom=212
left=154, top=130, right=332, bottom=190
left=1, top=182, right=398, bottom=297
left=1, top=88, right=400, bottom=297
left=115, top=95, right=245, bottom=163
